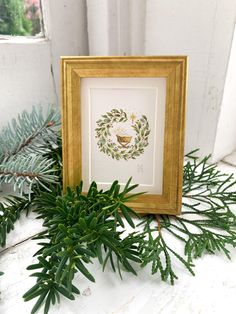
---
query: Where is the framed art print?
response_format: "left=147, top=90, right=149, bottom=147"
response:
left=61, top=56, right=187, bottom=215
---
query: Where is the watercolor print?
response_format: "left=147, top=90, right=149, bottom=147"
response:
left=95, top=108, right=151, bottom=161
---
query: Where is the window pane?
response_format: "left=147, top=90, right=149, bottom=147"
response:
left=0, top=0, right=44, bottom=36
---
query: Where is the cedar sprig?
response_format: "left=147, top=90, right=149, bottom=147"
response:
left=139, top=220, right=195, bottom=284
left=142, top=150, right=236, bottom=271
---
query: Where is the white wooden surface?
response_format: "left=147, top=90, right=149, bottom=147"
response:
left=224, top=151, right=236, bottom=167
left=0, top=162, right=236, bottom=314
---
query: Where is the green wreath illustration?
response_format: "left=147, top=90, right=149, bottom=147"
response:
left=95, top=109, right=151, bottom=160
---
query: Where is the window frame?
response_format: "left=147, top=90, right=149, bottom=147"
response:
left=0, top=0, right=47, bottom=42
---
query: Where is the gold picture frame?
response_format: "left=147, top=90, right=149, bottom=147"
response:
left=61, top=56, right=187, bottom=215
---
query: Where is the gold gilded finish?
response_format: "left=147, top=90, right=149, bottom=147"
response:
left=61, top=56, right=188, bottom=215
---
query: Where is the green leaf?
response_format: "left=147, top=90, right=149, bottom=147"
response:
left=27, top=263, right=44, bottom=270
left=44, top=290, right=52, bottom=314
left=78, top=218, right=87, bottom=230
left=31, top=290, right=48, bottom=314
left=121, top=257, right=137, bottom=275
left=108, top=180, right=119, bottom=196
left=114, top=211, right=125, bottom=228
left=75, top=260, right=95, bottom=282
left=23, top=283, right=41, bottom=299
left=120, top=204, right=135, bottom=228
left=55, top=285, right=75, bottom=300
left=89, top=217, right=98, bottom=228
left=38, top=257, right=52, bottom=269
left=71, top=284, right=80, bottom=295
left=124, top=251, right=141, bottom=263
left=75, top=246, right=95, bottom=258
left=113, top=184, right=120, bottom=197
left=30, top=273, right=51, bottom=280
left=43, top=243, right=64, bottom=256
left=24, top=288, right=47, bottom=302
left=76, top=182, right=83, bottom=196
left=55, top=255, right=69, bottom=282
left=96, top=242, right=103, bottom=264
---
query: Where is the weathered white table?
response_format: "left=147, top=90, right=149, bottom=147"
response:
left=0, top=163, right=236, bottom=314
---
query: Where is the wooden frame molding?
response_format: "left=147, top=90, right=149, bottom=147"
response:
left=61, top=56, right=187, bottom=215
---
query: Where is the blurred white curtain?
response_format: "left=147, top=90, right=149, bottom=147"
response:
left=86, top=0, right=146, bottom=55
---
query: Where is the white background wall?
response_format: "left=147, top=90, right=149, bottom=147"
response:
left=0, top=0, right=236, bottom=160
left=213, top=25, right=236, bottom=162
left=0, top=39, right=55, bottom=126
left=0, top=0, right=88, bottom=128
left=86, top=0, right=236, bottom=159
left=144, top=0, right=236, bottom=160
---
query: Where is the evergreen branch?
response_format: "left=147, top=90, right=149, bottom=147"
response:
left=183, top=153, right=228, bottom=194
left=24, top=180, right=142, bottom=313
left=0, top=195, right=31, bottom=247
left=160, top=150, right=236, bottom=263
left=140, top=231, right=195, bottom=285
left=23, top=147, right=236, bottom=313
left=0, top=105, right=60, bottom=162
left=0, top=155, right=58, bottom=194
left=0, top=107, right=235, bottom=313
left=42, top=134, right=62, bottom=185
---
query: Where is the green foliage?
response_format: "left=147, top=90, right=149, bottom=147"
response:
left=139, top=218, right=195, bottom=285
left=0, top=195, right=30, bottom=247
left=23, top=150, right=236, bottom=313
left=0, top=0, right=32, bottom=36
left=0, top=105, right=60, bottom=161
left=181, top=151, right=236, bottom=259
left=0, top=106, right=60, bottom=194
left=23, top=180, right=142, bottom=313
left=0, top=105, right=61, bottom=305
left=1, top=106, right=236, bottom=314
left=0, top=155, right=58, bottom=194
left=43, top=133, right=62, bottom=185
